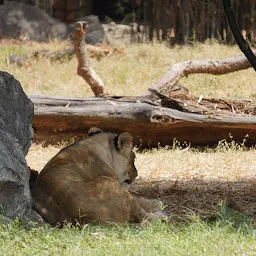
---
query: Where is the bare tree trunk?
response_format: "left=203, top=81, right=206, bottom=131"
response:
left=73, top=21, right=106, bottom=97
left=169, top=2, right=176, bottom=46
left=248, top=1, right=255, bottom=42
left=222, top=0, right=256, bottom=71
left=184, top=6, right=189, bottom=44
left=175, top=0, right=184, bottom=44
left=148, top=0, right=154, bottom=41
left=161, top=0, right=168, bottom=40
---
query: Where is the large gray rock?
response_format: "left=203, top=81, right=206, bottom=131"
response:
left=0, top=71, right=43, bottom=223
left=0, top=3, right=105, bottom=45
left=0, top=2, right=72, bottom=41
left=102, top=22, right=131, bottom=45
left=77, top=15, right=105, bottom=45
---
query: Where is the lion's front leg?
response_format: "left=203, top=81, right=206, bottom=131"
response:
left=134, top=197, right=168, bottom=220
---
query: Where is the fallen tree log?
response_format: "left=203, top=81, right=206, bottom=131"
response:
left=31, top=95, right=256, bottom=148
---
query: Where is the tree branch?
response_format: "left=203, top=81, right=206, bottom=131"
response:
left=222, top=0, right=256, bottom=71
left=150, top=52, right=255, bottom=92
left=73, top=21, right=106, bottom=96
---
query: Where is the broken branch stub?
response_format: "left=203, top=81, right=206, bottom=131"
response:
left=74, top=21, right=105, bottom=96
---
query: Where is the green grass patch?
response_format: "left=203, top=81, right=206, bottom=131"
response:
left=0, top=45, right=27, bottom=64
left=1, top=213, right=256, bottom=256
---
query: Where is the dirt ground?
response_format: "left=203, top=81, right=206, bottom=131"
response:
left=26, top=144, right=256, bottom=221
left=130, top=149, right=256, bottom=221
left=130, top=175, right=256, bottom=221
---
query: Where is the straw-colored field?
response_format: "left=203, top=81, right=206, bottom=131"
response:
left=1, top=39, right=255, bottom=218
left=26, top=142, right=256, bottom=220
left=0, top=39, right=255, bottom=99
left=1, top=38, right=256, bottom=255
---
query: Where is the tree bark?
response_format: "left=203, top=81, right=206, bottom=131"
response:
left=150, top=51, right=256, bottom=92
left=73, top=21, right=106, bottom=96
left=221, top=0, right=256, bottom=71
left=31, top=95, right=256, bottom=148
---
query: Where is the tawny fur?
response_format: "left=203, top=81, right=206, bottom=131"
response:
left=32, top=128, right=164, bottom=226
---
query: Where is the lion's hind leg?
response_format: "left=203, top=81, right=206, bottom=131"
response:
left=65, top=176, right=149, bottom=225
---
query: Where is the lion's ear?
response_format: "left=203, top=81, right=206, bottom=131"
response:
left=116, top=132, right=133, bottom=154
left=88, top=127, right=103, bottom=136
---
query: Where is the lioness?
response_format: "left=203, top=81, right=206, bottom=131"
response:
left=32, top=128, right=165, bottom=226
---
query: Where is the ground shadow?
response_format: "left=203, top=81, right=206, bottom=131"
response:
left=130, top=177, right=256, bottom=221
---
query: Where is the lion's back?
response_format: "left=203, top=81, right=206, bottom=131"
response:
left=32, top=128, right=139, bottom=225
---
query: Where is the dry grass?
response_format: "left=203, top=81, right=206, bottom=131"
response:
left=131, top=147, right=256, bottom=219
left=26, top=144, right=256, bottom=219
left=135, top=148, right=256, bottom=182
left=26, top=144, right=256, bottom=182
left=1, top=38, right=255, bottom=219
left=26, top=143, right=61, bottom=172
left=0, top=39, right=255, bottom=100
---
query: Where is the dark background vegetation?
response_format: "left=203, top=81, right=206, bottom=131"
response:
left=2, top=0, right=256, bottom=45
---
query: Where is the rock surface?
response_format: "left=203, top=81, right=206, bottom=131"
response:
left=103, top=22, right=131, bottom=45
left=0, top=71, right=43, bottom=223
left=0, top=2, right=72, bottom=42
left=77, top=15, right=105, bottom=45
left=0, top=2, right=105, bottom=45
